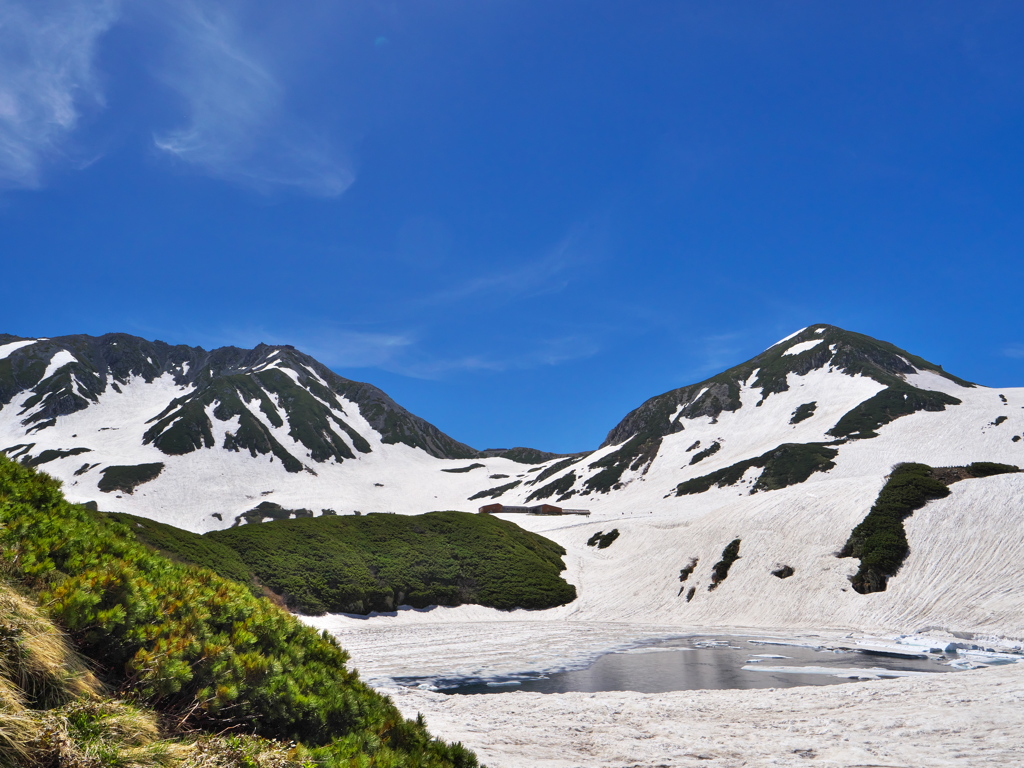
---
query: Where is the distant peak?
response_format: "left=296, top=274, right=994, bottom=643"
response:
left=766, top=324, right=832, bottom=351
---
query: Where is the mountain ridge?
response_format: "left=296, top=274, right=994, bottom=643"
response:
left=0, top=332, right=482, bottom=464
left=1, top=325, right=1020, bottom=535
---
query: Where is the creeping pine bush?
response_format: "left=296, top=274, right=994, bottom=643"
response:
left=207, top=511, right=576, bottom=615
left=585, top=530, right=619, bottom=549
left=839, top=463, right=949, bottom=594
left=0, top=455, right=479, bottom=767
left=708, top=540, right=741, bottom=591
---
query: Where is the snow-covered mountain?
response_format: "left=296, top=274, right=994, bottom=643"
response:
left=466, top=324, right=1024, bottom=636
left=3, top=324, right=1023, bottom=634
left=0, top=332, right=567, bottom=531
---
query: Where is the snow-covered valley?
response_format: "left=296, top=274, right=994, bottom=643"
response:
left=3, top=325, right=1024, bottom=765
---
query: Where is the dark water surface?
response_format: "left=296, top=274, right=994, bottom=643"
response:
left=412, top=637, right=961, bottom=695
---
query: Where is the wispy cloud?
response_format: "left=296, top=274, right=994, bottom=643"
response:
left=671, top=331, right=751, bottom=384
left=150, top=1, right=352, bottom=196
left=391, top=335, right=602, bottom=380
left=1003, top=344, right=1024, bottom=359
left=161, top=321, right=599, bottom=381
left=422, top=223, right=606, bottom=307
left=207, top=325, right=414, bottom=369
left=0, top=0, right=119, bottom=189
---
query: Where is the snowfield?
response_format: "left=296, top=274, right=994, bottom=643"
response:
left=5, top=328, right=1024, bottom=766
left=303, top=617, right=1024, bottom=767
left=386, top=661, right=1024, bottom=768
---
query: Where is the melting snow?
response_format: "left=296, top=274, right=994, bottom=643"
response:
left=782, top=339, right=825, bottom=357
left=766, top=327, right=808, bottom=350
left=40, top=350, right=76, bottom=381
left=0, top=339, right=38, bottom=360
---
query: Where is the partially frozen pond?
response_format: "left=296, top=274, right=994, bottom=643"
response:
left=400, top=636, right=973, bottom=694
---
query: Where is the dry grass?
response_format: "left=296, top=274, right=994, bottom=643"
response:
left=32, top=700, right=184, bottom=768
left=0, top=706, right=36, bottom=767
left=0, top=586, right=102, bottom=708
left=0, top=584, right=186, bottom=767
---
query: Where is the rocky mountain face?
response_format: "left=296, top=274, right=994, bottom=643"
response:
left=4, top=326, right=1020, bottom=637
left=0, top=332, right=585, bottom=531
left=518, top=324, right=978, bottom=502
left=0, top=332, right=479, bottom=469
left=1, top=326, right=1020, bottom=545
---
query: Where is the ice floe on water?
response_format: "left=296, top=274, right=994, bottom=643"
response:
left=304, top=613, right=1024, bottom=765
left=384, top=654, right=1024, bottom=768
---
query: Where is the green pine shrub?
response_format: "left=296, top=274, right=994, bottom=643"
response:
left=585, top=530, right=619, bottom=549
left=708, top=539, right=741, bottom=591
left=0, top=455, right=479, bottom=766
left=839, top=463, right=949, bottom=593
left=97, top=463, right=165, bottom=494
left=675, top=443, right=837, bottom=496
left=840, top=461, right=1019, bottom=594
left=789, top=402, right=816, bottom=424
left=207, top=511, right=576, bottom=615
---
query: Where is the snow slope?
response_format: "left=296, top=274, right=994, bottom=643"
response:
left=5, top=326, right=1024, bottom=767
left=3, top=325, right=1023, bottom=633
left=387, top=661, right=1024, bottom=768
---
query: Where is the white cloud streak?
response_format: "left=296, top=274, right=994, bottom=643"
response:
left=0, top=0, right=118, bottom=189
left=187, top=324, right=599, bottom=381
left=1003, top=344, right=1024, bottom=359
left=387, top=335, right=602, bottom=380
left=209, top=326, right=414, bottom=370
left=423, top=224, right=604, bottom=307
left=150, top=0, right=353, bottom=196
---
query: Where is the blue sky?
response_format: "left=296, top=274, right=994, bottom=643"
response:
left=2, top=1, right=1023, bottom=453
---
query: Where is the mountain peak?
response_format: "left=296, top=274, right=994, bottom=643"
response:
left=604, top=324, right=971, bottom=447
left=0, top=333, right=479, bottom=470
left=552, top=326, right=975, bottom=499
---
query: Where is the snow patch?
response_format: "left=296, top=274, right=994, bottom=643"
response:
left=903, top=369, right=969, bottom=396
left=40, top=350, right=77, bottom=381
left=766, top=327, right=808, bottom=350
left=782, top=339, right=825, bottom=357
left=0, top=339, right=38, bottom=360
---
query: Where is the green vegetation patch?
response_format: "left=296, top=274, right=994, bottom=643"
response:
left=675, top=443, right=838, bottom=496
left=679, top=557, right=698, bottom=583
left=526, top=469, right=578, bottom=502
left=840, top=461, right=1020, bottom=594
left=583, top=432, right=663, bottom=494
left=96, top=462, right=165, bottom=494
left=688, top=441, right=720, bottom=465
left=493, top=447, right=567, bottom=464
left=22, top=447, right=92, bottom=467
left=708, top=539, right=741, bottom=591
left=468, top=479, right=521, bottom=500
left=109, top=512, right=257, bottom=590
left=675, top=458, right=758, bottom=495
left=585, top=529, right=620, bottom=549
left=828, top=386, right=961, bottom=439
left=754, top=443, right=839, bottom=492
left=965, top=461, right=1019, bottom=477
left=207, top=510, right=577, bottom=615
left=527, top=457, right=580, bottom=486
left=234, top=500, right=315, bottom=525
left=0, top=454, right=479, bottom=766
left=790, top=401, right=817, bottom=424
left=442, top=463, right=485, bottom=473
left=838, top=463, right=950, bottom=594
